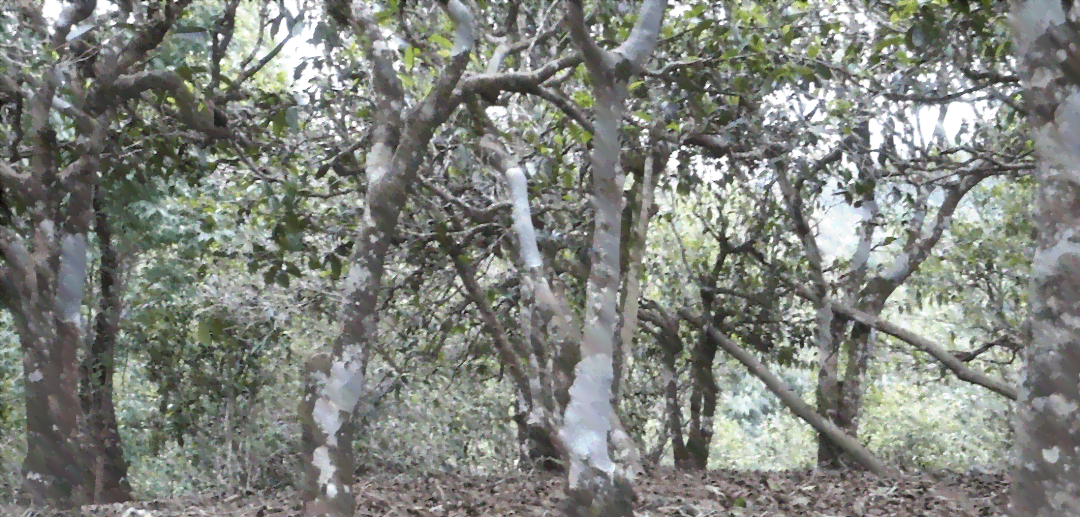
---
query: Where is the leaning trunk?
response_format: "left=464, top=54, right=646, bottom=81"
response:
left=299, top=3, right=473, bottom=515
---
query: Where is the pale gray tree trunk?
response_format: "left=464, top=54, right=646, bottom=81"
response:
left=777, top=114, right=980, bottom=469
left=1009, top=1, right=1080, bottom=514
left=299, top=2, right=473, bottom=515
left=560, top=0, right=667, bottom=514
left=612, top=130, right=667, bottom=409
left=477, top=132, right=578, bottom=471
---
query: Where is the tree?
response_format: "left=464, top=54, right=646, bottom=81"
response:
left=1009, top=0, right=1080, bottom=514
left=0, top=0, right=203, bottom=503
left=298, top=1, right=475, bottom=515
left=0, top=0, right=289, bottom=504
left=557, top=0, right=666, bottom=513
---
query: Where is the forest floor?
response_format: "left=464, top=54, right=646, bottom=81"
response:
left=3, top=467, right=1008, bottom=517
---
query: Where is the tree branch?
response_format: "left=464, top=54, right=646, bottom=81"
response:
left=795, top=285, right=1017, bottom=400
left=679, top=308, right=888, bottom=475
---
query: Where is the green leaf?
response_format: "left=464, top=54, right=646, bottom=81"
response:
left=272, top=110, right=287, bottom=136
left=197, top=320, right=213, bottom=345
left=328, top=254, right=343, bottom=279
left=690, top=19, right=713, bottom=39
left=431, top=34, right=452, bottom=49
left=572, top=90, right=593, bottom=108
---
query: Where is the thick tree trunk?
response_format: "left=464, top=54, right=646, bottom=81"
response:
left=814, top=314, right=846, bottom=469
left=12, top=225, right=93, bottom=507
left=19, top=319, right=85, bottom=508
left=2, top=0, right=227, bottom=507
left=10, top=105, right=96, bottom=508
left=1009, top=3, right=1080, bottom=515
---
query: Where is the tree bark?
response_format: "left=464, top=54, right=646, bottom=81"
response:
left=560, top=1, right=667, bottom=515
left=686, top=320, right=719, bottom=471
left=77, top=190, right=132, bottom=504
left=299, top=2, right=473, bottom=515
left=0, top=0, right=203, bottom=506
left=641, top=303, right=690, bottom=468
left=1009, top=2, right=1080, bottom=515
left=680, top=310, right=887, bottom=475
left=795, top=285, right=1018, bottom=400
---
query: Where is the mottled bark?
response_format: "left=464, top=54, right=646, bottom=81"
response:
left=0, top=0, right=206, bottom=506
left=428, top=197, right=567, bottom=470
left=814, top=316, right=848, bottom=470
left=778, top=119, right=981, bottom=468
left=612, top=133, right=667, bottom=408
left=473, top=130, right=573, bottom=471
left=560, top=0, right=667, bottom=515
left=299, top=2, right=474, bottom=515
left=1009, top=2, right=1080, bottom=515
left=8, top=83, right=97, bottom=512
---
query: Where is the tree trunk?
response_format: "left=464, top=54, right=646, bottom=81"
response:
left=9, top=106, right=96, bottom=509
left=18, top=316, right=85, bottom=508
left=658, top=318, right=689, bottom=468
left=685, top=347, right=718, bottom=469
left=1, top=0, right=227, bottom=506
left=641, top=302, right=688, bottom=468
left=77, top=191, right=132, bottom=504
left=12, top=224, right=93, bottom=507
left=1009, top=3, right=1080, bottom=515
left=686, top=311, right=720, bottom=471
left=816, top=312, right=881, bottom=470
left=560, top=1, right=667, bottom=514
left=300, top=3, right=473, bottom=515
left=682, top=310, right=887, bottom=475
